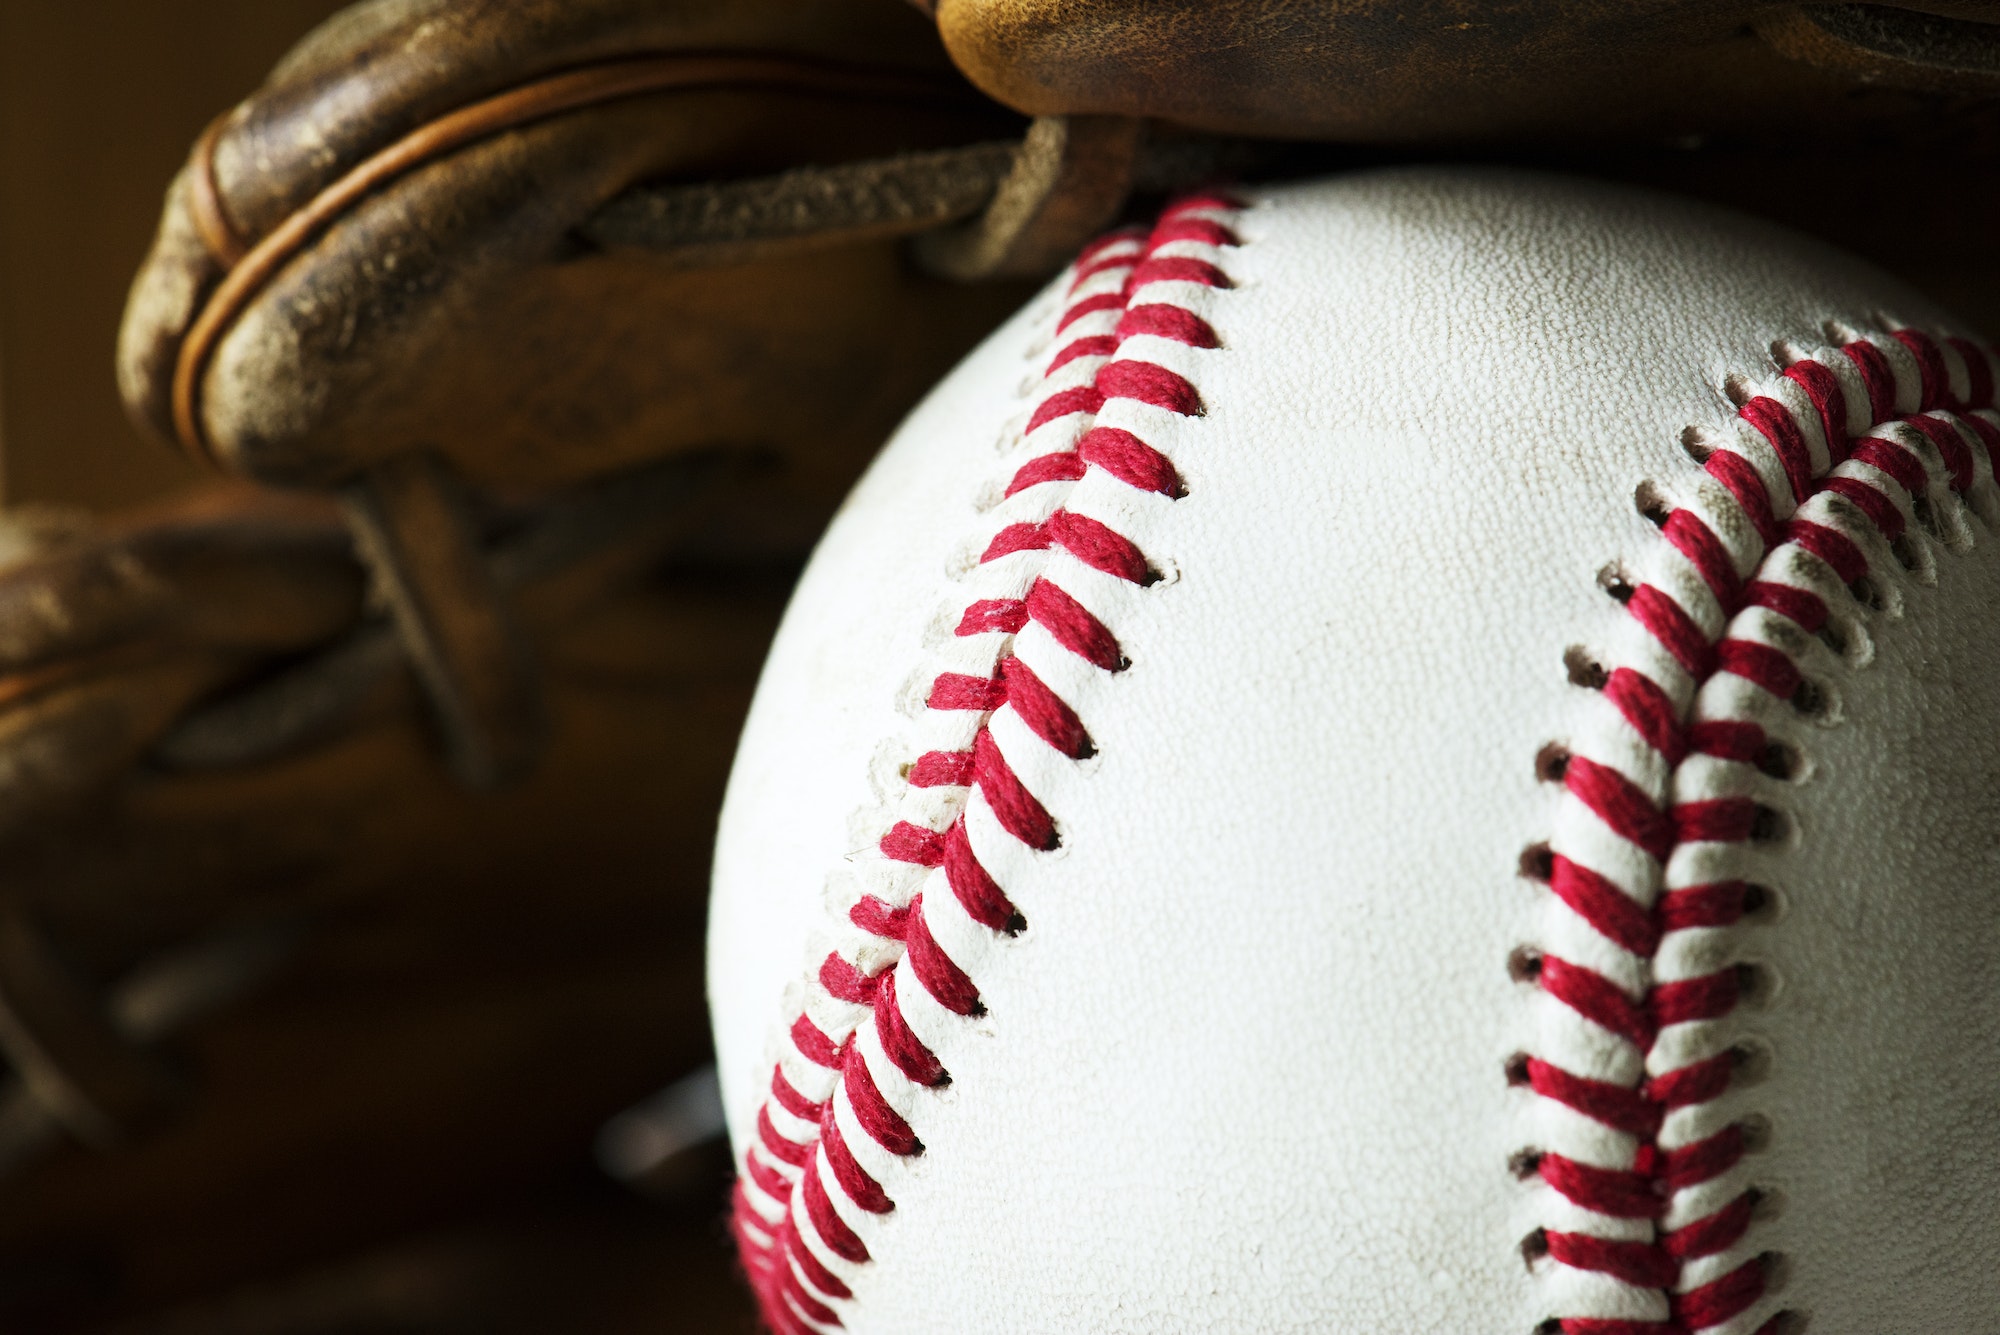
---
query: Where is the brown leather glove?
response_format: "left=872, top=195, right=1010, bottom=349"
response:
left=118, top=0, right=1036, bottom=493
left=922, top=1, right=2000, bottom=334
left=926, top=1, right=2000, bottom=143
left=0, top=460, right=787, bottom=1329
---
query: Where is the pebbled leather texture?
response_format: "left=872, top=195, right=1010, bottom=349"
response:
left=708, top=169, right=2000, bottom=1330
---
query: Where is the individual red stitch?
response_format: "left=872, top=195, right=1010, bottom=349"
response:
left=1850, top=435, right=1927, bottom=497
left=1000, top=655, right=1092, bottom=757
left=1070, top=225, right=1144, bottom=269
left=943, top=818, right=1020, bottom=933
left=1605, top=667, right=1685, bottom=766
left=1947, top=336, right=1996, bottom=407
left=1652, top=971, right=1739, bottom=1027
left=1006, top=451, right=1087, bottom=496
left=1688, top=720, right=1764, bottom=764
left=1715, top=638, right=1802, bottom=699
left=778, top=1260, right=842, bottom=1328
left=1538, top=1155, right=1665, bottom=1218
left=879, top=820, right=946, bottom=867
left=1079, top=426, right=1183, bottom=496
left=872, top=969, right=947, bottom=1087
left=1672, top=1256, right=1766, bottom=1327
left=1657, top=883, right=1749, bottom=934
left=1057, top=291, right=1125, bottom=334
left=928, top=671, right=1007, bottom=712
left=746, top=1147, right=795, bottom=1203
left=1672, top=797, right=1759, bottom=845
left=958, top=598, right=1028, bottom=636
left=1748, top=577, right=1824, bottom=643
left=759, top=1106, right=811, bottom=1166
left=1096, top=359, right=1204, bottom=416
left=1739, top=397, right=1815, bottom=503
left=1048, top=334, right=1119, bottom=372
left=802, top=1158, right=871, bottom=1263
left=1892, top=329, right=1950, bottom=409
left=849, top=895, right=909, bottom=940
left=791, top=1015, right=843, bottom=1069
left=1660, top=1124, right=1746, bottom=1191
left=1785, top=358, right=1849, bottom=459
left=1538, top=955, right=1654, bottom=1047
left=1546, top=1232, right=1677, bottom=1288
left=1627, top=584, right=1714, bottom=677
left=1903, top=412, right=1974, bottom=490
left=772, top=1066, right=828, bottom=1121
left=844, top=1045, right=922, bottom=1157
left=844, top=895, right=908, bottom=947
left=1046, top=508, right=1154, bottom=583
left=1565, top=756, right=1674, bottom=862
left=1819, top=475, right=1905, bottom=541
left=1645, top=1050, right=1734, bottom=1109
left=1550, top=854, right=1662, bottom=956
left=972, top=727, right=1058, bottom=850
left=1664, top=506, right=1746, bottom=604
left=1704, top=451, right=1784, bottom=551
left=1025, top=385, right=1106, bottom=433
left=1125, top=255, right=1231, bottom=291
left=1558, top=1321, right=1675, bottom=1335
left=1842, top=338, right=1898, bottom=421
left=1780, top=520, right=1866, bottom=585
left=772, top=1289, right=820, bottom=1335
left=980, top=520, right=1050, bottom=563
left=909, top=750, right=975, bottom=788
left=1027, top=576, right=1125, bottom=670
left=844, top=1055, right=920, bottom=1159
left=1066, top=231, right=1144, bottom=289
left=1662, top=1192, right=1755, bottom=1260
left=782, top=1216, right=853, bottom=1301
left=1525, top=1056, right=1662, bottom=1135
left=1115, top=303, right=1220, bottom=348
left=820, top=1112, right=894, bottom=1214
left=821, top=951, right=883, bottom=1005
left=904, top=895, right=981, bottom=1016
left=1143, top=217, right=1239, bottom=249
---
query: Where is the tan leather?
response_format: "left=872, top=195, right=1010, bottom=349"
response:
left=933, top=1, right=2000, bottom=143
left=120, top=0, right=1030, bottom=491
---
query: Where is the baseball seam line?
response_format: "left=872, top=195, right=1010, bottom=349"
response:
left=729, top=193, right=1244, bottom=1334
left=1523, top=321, right=2000, bottom=1334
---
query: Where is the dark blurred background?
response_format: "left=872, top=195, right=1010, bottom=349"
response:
left=0, top=1, right=343, bottom=511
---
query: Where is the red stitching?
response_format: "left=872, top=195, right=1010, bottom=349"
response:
left=1532, top=326, right=2000, bottom=1331
left=732, top=198, right=1240, bottom=1328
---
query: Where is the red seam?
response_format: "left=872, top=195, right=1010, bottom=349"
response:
left=734, top=199, right=1237, bottom=1331
left=1529, top=328, right=1998, bottom=1331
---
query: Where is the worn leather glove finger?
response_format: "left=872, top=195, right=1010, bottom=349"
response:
left=119, top=0, right=1032, bottom=494
left=927, top=1, right=2000, bottom=145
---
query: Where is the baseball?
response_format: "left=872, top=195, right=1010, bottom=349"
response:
left=707, top=169, right=2000, bottom=1332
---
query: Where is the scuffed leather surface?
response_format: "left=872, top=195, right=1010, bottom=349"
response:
left=932, top=0, right=2000, bottom=144
left=710, top=170, right=2000, bottom=1327
left=118, top=0, right=1024, bottom=489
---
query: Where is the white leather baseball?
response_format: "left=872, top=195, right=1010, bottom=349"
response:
left=707, top=168, right=2000, bottom=1333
